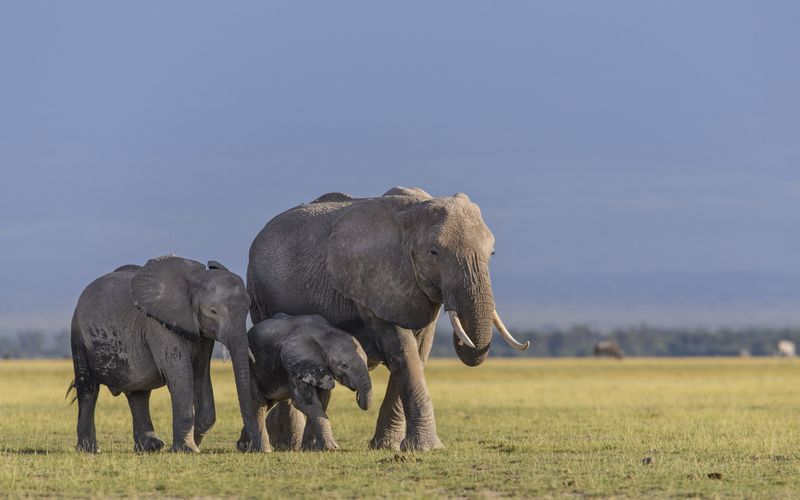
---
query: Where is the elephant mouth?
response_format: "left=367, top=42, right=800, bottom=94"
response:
left=447, top=309, right=530, bottom=366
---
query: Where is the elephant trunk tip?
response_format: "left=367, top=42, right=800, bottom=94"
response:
left=357, top=389, right=372, bottom=410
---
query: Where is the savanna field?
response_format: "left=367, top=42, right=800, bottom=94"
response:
left=1, top=358, right=800, bottom=498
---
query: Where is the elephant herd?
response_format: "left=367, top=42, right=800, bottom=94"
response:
left=69, top=187, right=529, bottom=453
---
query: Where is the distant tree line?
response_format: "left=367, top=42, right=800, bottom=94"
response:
left=430, top=324, right=800, bottom=358
left=0, top=330, right=71, bottom=359
left=3, top=325, right=800, bottom=359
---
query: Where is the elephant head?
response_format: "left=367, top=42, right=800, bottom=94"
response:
left=326, top=189, right=528, bottom=367
left=129, top=255, right=262, bottom=450
left=281, top=322, right=373, bottom=411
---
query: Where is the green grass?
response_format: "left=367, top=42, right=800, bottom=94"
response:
left=2, top=358, right=800, bottom=498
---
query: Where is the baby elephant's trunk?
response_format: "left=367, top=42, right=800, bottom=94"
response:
left=356, top=377, right=372, bottom=411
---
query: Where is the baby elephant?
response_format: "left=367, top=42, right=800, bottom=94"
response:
left=237, top=313, right=372, bottom=451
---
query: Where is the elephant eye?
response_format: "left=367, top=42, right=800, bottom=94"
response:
left=491, top=250, right=495, bottom=256
left=430, top=248, right=438, bottom=256
left=208, top=307, right=219, bottom=316
left=341, top=363, right=349, bottom=370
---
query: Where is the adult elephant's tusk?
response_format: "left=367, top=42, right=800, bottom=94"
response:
left=493, top=310, right=530, bottom=351
left=447, top=310, right=476, bottom=349
left=248, top=348, right=256, bottom=363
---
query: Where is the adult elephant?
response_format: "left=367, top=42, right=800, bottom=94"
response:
left=70, top=255, right=263, bottom=453
left=247, top=187, right=529, bottom=451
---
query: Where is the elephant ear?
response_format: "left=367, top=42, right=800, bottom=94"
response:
left=130, top=255, right=205, bottom=342
left=325, top=198, right=439, bottom=329
left=281, top=332, right=334, bottom=390
left=382, top=186, right=433, bottom=199
left=207, top=260, right=229, bottom=271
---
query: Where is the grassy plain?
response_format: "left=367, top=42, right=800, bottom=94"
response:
left=1, top=358, right=800, bottom=498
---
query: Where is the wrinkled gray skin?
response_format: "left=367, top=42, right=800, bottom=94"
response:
left=70, top=255, right=263, bottom=453
left=248, top=187, right=497, bottom=451
left=236, top=313, right=372, bottom=452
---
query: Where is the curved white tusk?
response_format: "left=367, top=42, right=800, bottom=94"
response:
left=447, top=310, right=476, bottom=349
left=493, top=310, right=530, bottom=351
left=248, top=348, right=256, bottom=363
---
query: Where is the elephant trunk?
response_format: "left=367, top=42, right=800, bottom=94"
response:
left=355, top=375, right=372, bottom=411
left=338, top=368, right=372, bottom=411
left=228, top=338, right=262, bottom=451
left=445, top=261, right=495, bottom=367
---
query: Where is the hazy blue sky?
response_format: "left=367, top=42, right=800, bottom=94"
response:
left=2, top=2, right=799, bottom=332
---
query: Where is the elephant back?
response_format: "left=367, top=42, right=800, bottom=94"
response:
left=248, top=200, right=357, bottom=325
left=310, top=192, right=354, bottom=204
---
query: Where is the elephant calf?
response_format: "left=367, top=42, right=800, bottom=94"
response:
left=237, top=314, right=372, bottom=451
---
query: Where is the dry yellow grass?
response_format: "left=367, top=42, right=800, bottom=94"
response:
left=1, top=358, right=800, bottom=498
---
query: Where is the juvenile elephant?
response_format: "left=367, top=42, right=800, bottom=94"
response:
left=248, top=187, right=529, bottom=451
left=236, top=313, right=372, bottom=451
left=70, top=255, right=263, bottom=453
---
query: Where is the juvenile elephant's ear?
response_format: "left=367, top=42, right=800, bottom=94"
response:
left=281, top=332, right=334, bottom=390
left=207, top=260, right=229, bottom=271
left=325, top=198, right=439, bottom=329
left=130, top=256, right=205, bottom=342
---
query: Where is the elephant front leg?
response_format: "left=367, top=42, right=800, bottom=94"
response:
left=292, top=384, right=338, bottom=451
left=371, top=321, right=438, bottom=450
left=237, top=402, right=272, bottom=452
left=377, top=325, right=442, bottom=452
left=192, top=340, right=216, bottom=447
left=165, top=365, right=199, bottom=453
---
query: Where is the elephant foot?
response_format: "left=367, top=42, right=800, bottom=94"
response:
left=301, top=439, right=339, bottom=452
left=236, top=437, right=251, bottom=452
left=369, top=424, right=405, bottom=450
left=399, top=433, right=443, bottom=452
left=269, top=438, right=302, bottom=451
left=236, top=438, right=271, bottom=453
left=76, top=440, right=100, bottom=454
left=369, top=434, right=402, bottom=451
left=170, top=441, right=200, bottom=453
left=134, top=436, right=165, bottom=453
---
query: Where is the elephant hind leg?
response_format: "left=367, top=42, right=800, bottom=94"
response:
left=369, top=377, right=404, bottom=450
left=127, top=391, right=164, bottom=452
left=71, top=335, right=100, bottom=453
left=266, top=401, right=305, bottom=451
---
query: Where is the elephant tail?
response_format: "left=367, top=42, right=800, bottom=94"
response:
left=246, top=262, right=269, bottom=324
left=65, top=379, right=77, bottom=404
left=68, top=313, right=96, bottom=404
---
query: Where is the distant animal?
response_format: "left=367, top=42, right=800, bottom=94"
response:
left=247, top=187, right=529, bottom=452
left=236, top=314, right=372, bottom=452
left=69, top=255, right=264, bottom=453
left=776, top=340, right=796, bottom=358
left=594, top=340, right=624, bottom=359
